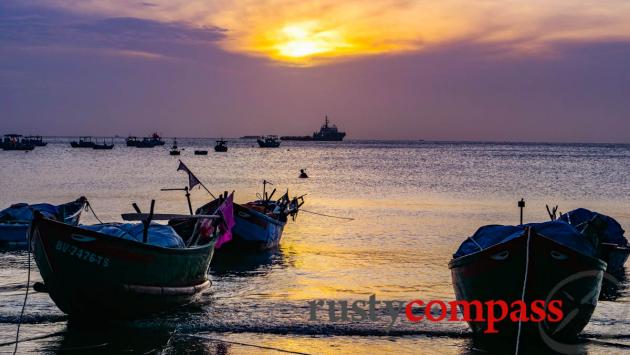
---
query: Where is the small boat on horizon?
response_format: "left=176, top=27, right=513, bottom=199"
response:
left=131, top=133, right=166, bottom=148
left=0, top=197, right=87, bottom=244
left=214, top=139, right=228, bottom=152
left=2, top=134, right=35, bottom=151
left=92, top=138, right=114, bottom=150
left=257, top=135, right=281, bottom=148
left=169, top=139, right=180, bottom=155
left=70, top=137, right=96, bottom=148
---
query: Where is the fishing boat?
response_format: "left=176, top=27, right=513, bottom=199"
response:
left=135, top=133, right=165, bottom=148
left=257, top=135, right=280, bottom=148
left=23, top=135, right=48, bottom=146
left=30, top=197, right=232, bottom=319
left=0, top=197, right=86, bottom=244
left=200, top=183, right=303, bottom=251
left=558, top=208, right=629, bottom=274
left=449, top=221, right=606, bottom=345
left=214, top=139, right=228, bottom=152
left=70, top=137, right=95, bottom=148
left=125, top=136, right=140, bottom=147
left=92, top=139, right=114, bottom=150
left=194, top=150, right=208, bottom=155
left=170, top=139, right=180, bottom=155
left=313, top=116, right=346, bottom=141
left=2, top=134, right=35, bottom=151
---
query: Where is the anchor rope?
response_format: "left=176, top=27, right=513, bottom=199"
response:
left=515, top=228, right=531, bottom=355
left=299, top=209, right=354, bottom=220
left=13, top=249, right=32, bottom=355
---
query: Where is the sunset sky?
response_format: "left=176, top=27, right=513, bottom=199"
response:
left=2, top=1, right=630, bottom=142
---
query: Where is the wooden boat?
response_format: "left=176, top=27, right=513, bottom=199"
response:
left=2, top=134, right=35, bottom=151
left=0, top=197, right=86, bottom=244
left=449, top=222, right=606, bottom=344
left=125, top=136, right=139, bottom=147
left=30, top=198, right=231, bottom=319
left=558, top=208, right=629, bottom=274
left=194, top=150, right=208, bottom=155
left=214, top=139, right=228, bottom=152
left=70, top=137, right=95, bottom=148
left=257, top=135, right=280, bottom=148
left=135, top=133, right=165, bottom=148
left=197, top=187, right=303, bottom=251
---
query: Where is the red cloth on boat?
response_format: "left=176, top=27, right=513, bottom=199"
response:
left=215, top=193, right=235, bottom=249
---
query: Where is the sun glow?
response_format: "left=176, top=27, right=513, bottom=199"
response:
left=273, top=22, right=350, bottom=59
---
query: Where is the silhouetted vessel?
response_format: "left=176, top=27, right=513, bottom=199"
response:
left=214, top=139, right=228, bottom=152
left=313, top=116, right=346, bottom=141
left=24, top=136, right=47, bottom=146
left=257, top=136, right=280, bottom=148
left=129, top=133, right=165, bottom=148
left=2, top=134, right=35, bottom=151
left=70, top=137, right=95, bottom=148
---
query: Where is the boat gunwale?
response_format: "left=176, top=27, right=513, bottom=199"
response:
left=235, top=204, right=286, bottom=227
left=448, top=230, right=607, bottom=270
left=32, top=215, right=215, bottom=255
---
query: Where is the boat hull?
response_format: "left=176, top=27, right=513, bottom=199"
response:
left=257, top=140, right=280, bottom=148
left=227, top=204, right=285, bottom=250
left=31, top=216, right=215, bottom=319
left=0, top=224, right=29, bottom=243
left=449, top=230, right=606, bottom=343
left=600, top=244, right=630, bottom=274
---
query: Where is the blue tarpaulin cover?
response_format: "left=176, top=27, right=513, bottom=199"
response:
left=81, top=223, right=186, bottom=248
left=559, top=208, right=628, bottom=246
left=454, top=220, right=597, bottom=258
left=0, top=203, right=59, bottom=223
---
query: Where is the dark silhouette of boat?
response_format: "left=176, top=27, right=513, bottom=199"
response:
left=450, top=221, right=606, bottom=345
left=214, top=139, right=228, bottom=152
left=132, top=133, right=166, bottom=148
left=30, top=198, right=231, bottom=319
left=169, top=139, right=180, bottom=155
left=313, top=116, right=346, bottom=141
left=92, top=139, right=114, bottom=150
left=70, top=137, right=96, bottom=148
left=194, top=150, right=208, bottom=155
left=257, top=135, right=280, bottom=148
left=1, top=134, right=35, bottom=151
left=23, top=135, right=48, bottom=146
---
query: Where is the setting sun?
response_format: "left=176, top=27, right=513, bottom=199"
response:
left=273, top=22, right=350, bottom=59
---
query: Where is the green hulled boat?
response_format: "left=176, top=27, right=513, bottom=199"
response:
left=30, top=198, right=231, bottom=319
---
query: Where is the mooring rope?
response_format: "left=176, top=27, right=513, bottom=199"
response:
left=514, top=228, right=531, bottom=355
left=86, top=200, right=104, bottom=224
left=13, top=249, right=32, bottom=355
left=299, top=209, right=354, bottom=220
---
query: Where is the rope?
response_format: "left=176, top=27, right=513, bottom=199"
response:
left=86, top=201, right=104, bottom=224
left=300, top=209, right=354, bottom=220
left=515, top=228, right=531, bottom=355
left=13, top=250, right=32, bottom=355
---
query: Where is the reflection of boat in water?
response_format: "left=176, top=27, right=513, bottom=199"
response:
left=214, top=139, right=228, bottom=152
left=70, top=137, right=96, bottom=148
left=313, top=116, right=346, bottom=141
left=31, top=197, right=231, bottom=319
left=257, top=136, right=280, bottom=148
left=0, top=197, right=86, bottom=244
left=450, top=221, right=606, bottom=345
left=211, top=248, right=285, bottom=275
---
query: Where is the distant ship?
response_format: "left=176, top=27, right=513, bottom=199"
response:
left=313, top=116, right=346, bottom=141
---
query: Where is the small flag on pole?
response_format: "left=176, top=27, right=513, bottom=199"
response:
left=177, top=160, right=201, bottom=190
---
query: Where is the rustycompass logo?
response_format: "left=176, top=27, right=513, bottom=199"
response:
left=307, top=294, right=564, bottom=333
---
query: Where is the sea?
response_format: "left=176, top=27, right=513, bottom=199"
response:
left=0, top=138, right=628, bottom=354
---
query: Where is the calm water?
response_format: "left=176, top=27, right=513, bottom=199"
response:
left=0, top=139, right=629, bottom=354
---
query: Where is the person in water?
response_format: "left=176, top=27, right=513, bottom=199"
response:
left=299, top=169, right=309, bottom=178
